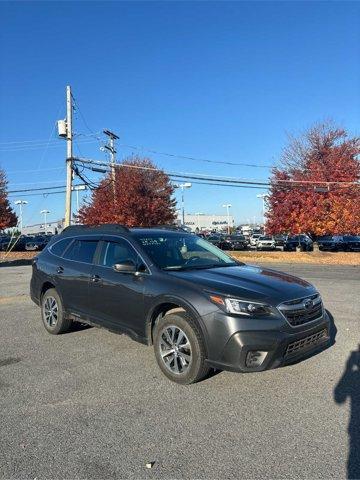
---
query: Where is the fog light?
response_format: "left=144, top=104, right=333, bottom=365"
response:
left=246, top=350, right=268, bottom=368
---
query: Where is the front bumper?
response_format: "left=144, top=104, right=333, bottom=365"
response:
left=204, top=311, right=331, bottom=373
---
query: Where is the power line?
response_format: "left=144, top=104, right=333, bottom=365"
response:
left=0, top=138, right=99, bottom=153
left=119, top=142, right=275, bottom=169
left=7, top=184, right=85, bottom=194
left=8, top=190, right=67, bottom=198
left=74, top=157, right=360, bottom=188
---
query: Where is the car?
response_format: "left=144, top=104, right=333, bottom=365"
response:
left=206, top=234, right=223, bottom=247
left=274, top=234, right=286, bottom=247
left=342, top=235, right=360, bottom=251
left=30, top=224, right=331, bottom=385
left=9, top=235, right=35, bottom=252
left=256, top=235, right=276, bottom=251
left=316, top=235, right=345, bottom=252
left=222, top=235, right=247, bottom=251
left=284, top=235, right=313, bottom=252
left=0, top=236, right=11, bottom=251
left=249, top=234, right=262, bottom=247
left=25, top=235, right=53, bottom=251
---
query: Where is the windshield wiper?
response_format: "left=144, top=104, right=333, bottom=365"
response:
left=163, top=262, right=239, bottom=271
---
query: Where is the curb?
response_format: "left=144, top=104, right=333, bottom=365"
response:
left=0, top=259, right=33, bottom=267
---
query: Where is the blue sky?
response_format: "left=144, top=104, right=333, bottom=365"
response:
left=0, top=1, right=359, bottom=226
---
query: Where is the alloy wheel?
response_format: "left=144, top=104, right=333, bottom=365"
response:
left=43, top=296, right=58, bottom=327
left=158, top=325, right=192, bottom=374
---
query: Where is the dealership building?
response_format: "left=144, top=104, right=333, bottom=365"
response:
left=179, top=213, right=234, bottom=232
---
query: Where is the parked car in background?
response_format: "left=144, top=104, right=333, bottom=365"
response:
left=220, top=235, right=247, bottom=251
left=317, top=235, right=345, bottom=252
left=284, top=235, right=313, bottom=252
left=274, top=234, right=286, bottom=247
left=206, top=234, right=223, bottom=248
left=30, top=224, right=331, bottom=385
left=249, top=234, right=261, bottom=247
left=256, top=235, right=276, bottom=251
left=7, top=235, right=35, bottom=252
left=342, top=235, right=360, bottom=251
left=25, top=235, right=53, bottom=251
left=0, top=236, right=11, bottom=251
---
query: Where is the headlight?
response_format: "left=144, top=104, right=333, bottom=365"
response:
left=210, top=295, right=271, bottom=316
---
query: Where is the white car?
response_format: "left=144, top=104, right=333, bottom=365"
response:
left=249, top=234, right=262, bottom=247
left=256, top=235, right=276, bottom=250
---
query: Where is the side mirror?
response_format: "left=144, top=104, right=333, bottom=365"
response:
left=113, top=261, right=136, bottom=273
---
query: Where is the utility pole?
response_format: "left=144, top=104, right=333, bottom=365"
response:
left=64, top=85, right=73, bottom=227
left=103, top=129, right=119, bottom=203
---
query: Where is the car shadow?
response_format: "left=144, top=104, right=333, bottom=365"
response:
left=69, top=321, right=93, bottom=333
left=334, top=345, right=360, bottom=479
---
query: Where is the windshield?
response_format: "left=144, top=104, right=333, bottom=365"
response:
left=259, top=236, right=272, bottom=240
left=133, top=232, right=238, bottom=270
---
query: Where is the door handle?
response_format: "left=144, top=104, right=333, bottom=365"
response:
left=91, top=274, right=101, bottom=283
left=57, top=266, right=64, bottom=274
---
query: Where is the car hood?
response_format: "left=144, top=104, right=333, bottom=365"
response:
left=169, top=264, right=316, bottom=306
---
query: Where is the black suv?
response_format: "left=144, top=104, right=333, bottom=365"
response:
left=30, top=224, right=330, bottom=384
left=284, top=234, right=313, bottom=252
left=317, top=235, right=345, bottom=252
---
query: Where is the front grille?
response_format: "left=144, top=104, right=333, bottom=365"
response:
left=285, top=329, right=328, bottom=357
left=278, top=294, right=323, bottom=327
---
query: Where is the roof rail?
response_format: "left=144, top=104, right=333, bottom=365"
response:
left=61, top=224, right=130, bottom=236
left=133, top=224, right=190, bottom=232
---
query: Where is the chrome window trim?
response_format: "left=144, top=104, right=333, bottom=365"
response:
left=48, top=234, right=152, bottom=274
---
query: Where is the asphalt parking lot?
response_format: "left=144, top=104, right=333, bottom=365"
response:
left=0, top=263, right=359, bottom=479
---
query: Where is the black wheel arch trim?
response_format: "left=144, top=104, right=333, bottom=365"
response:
left=145, top=294, right=209, bottom=349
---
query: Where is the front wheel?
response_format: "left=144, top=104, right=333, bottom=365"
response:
left=41, top=288, right=72, bottom=334
left=153, top=312, right=210, bottom=385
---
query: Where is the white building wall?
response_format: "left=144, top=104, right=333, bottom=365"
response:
left=180, top=214, right=234, bottom=232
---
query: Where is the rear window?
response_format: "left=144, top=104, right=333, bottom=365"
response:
left=49, top=238, right=72, bottom=257
left=63, top=239, right=98, bottom=263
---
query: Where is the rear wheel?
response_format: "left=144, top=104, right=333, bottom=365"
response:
left=153, top=312, right=210, bottom=385
left=41, top=288, right=72, bottom=334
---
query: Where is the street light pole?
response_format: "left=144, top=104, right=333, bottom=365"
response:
left=174, top=183, right=192, bottom=226
left=72, top=184, right=87, bottom=216
left=14, top=200, right=28, bottom=232
left=256, top=194, right=267, bottom=232
left=222, top=204, right=232, bottom=234
left=40, top=209, right=50, bottom=233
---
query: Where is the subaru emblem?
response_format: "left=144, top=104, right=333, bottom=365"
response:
left=304, top=299, right=313, bottom=310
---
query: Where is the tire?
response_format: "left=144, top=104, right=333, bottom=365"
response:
left=41, top=288, right=72, bottom=335
left=153, top=311, right=210, bottom=385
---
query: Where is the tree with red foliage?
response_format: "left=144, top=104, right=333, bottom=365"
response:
left=266, top=122, right=360, bottom=236
left=78, top=156, right=176, bottom=226
left=0, top=169, right=17, bottom=231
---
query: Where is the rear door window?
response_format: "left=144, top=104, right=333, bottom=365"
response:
left=63, top=239, right=98, bottom=263
left=50, top=238, right=72, bottom=257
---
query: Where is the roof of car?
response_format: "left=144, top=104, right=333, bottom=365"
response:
left=60, top=224, right=190, bottom=237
